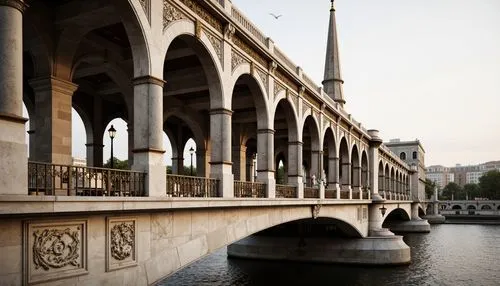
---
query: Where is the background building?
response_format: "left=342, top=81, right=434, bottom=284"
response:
left=426, top=160, right=500, bottom=188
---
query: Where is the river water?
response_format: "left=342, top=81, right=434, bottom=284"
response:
left=159, top=224, right=500, bottom=286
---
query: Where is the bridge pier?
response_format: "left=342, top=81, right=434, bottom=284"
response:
left=228, top=235, right=410, bottom=266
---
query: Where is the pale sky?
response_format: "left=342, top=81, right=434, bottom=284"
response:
left=231, top=0, right=500, bottom=166
left=26, top=0, right=500, bottom=168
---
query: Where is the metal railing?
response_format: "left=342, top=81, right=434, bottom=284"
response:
left=340, top=189, right=350, bottom=199
left=325, top=189, right=337, bottom=199
left=28, top=161, right=146, bottom=196
left=352, top=190, right=360, bottom=200
left=304, top=187, right=319, bottom=198
left=166, top=174, right=219, bottom=197
left=276, top=184, right=297, bottom=198
left=234, top=181, right=266, bottom=198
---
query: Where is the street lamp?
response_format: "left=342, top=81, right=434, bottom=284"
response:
left=379, top=204, right=387, bottom=217
left=189, top=146, right=195, bottom=176
left=108, top=125, right=116, bottom=169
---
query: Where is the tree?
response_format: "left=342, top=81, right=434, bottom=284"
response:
left=441, top=182, right=462, bottom=200
left=463, top=183, right=481, bottom=200
left=276, top=166, right=285, bottom=185
left=479, top=170, right=500, bottom=199
left=103, top=157, right=128, bottom=170
left=183, top=166, right=197, bottom=176
left=424, top=179, right=436, bottom=199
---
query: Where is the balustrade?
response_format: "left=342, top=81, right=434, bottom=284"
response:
left=276, top=184, right=297, bottom=198
left=28, top=161, right=146, bottom=196
left=304, top=187, right=319, bottom=198
left=166, top=174, right=219, bottom=197
left=340, top=189, right=350, bottom=199
left=325, top=189, right=337, bottom=199
left=234, top=181, right=266, bottom=198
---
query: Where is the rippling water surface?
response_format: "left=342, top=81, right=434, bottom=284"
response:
left=159, top=225, right=500, bottom=286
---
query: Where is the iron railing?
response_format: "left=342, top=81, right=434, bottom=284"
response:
left=340, top=189, right=350, bottom=199
left=352, top=190, right=360, bottom=200
left=28, top=161, right=146, bottom=196
left=304, top=187, right=319, bottom=198
left=234, top=181, right=266, bottom=198
left=325, top=189, right=337, bottom=199
left=276, top=184, right=297, bottom=198
left=166, top=174, right=219, bottom=197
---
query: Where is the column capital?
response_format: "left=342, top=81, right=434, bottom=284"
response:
left=29, top=77, right=78, bottom=95
left=209, top=108, right=233, bottom=116
left=0, top=112, right=28, bottom=123
left=0, top=0, right=28, bottom=13
left=288, top=141, right=303, bottom=146
left=133, top=75, right=166, bottom=87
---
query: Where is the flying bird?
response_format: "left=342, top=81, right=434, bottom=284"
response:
left=269, top=13, right=282, bottom=19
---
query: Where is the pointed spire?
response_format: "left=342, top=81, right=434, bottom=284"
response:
left=322, top=0, right=346, bottom=106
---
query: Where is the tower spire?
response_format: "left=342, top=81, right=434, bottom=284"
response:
left=322, top=0, right=346, bottom=107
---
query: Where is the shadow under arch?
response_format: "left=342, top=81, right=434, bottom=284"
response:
left=382, top=208, right=411, bottom=227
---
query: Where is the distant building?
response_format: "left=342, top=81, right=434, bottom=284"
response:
left=385, top=139, right=426, bottom=200
left=425, top=165, right=454, bottom=189
left=427, top=160, right=500, bottom=188
left=72, top=157, right=87, bottom=166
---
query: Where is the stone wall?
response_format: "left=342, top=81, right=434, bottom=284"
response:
left=0, top=203, right=370, bottom=285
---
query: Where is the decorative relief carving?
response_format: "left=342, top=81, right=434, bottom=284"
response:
left=269, top=61, right=277, bottom=74
left=304, top=91, right=321, bottom=109
left=179, top=0, right=223, bottom=32
left=195, top=20, right=202, bottom=38
left=139, top=0, right=149, bottom=23
left=231, top=50, right=247, bottom=72
left=232, top=35, right=268, bottom=68
left=256, top=68, right=268, bottom=89
left=312, top=204, right=322, bottom=219
left=110, top=223, right=135, bottom=261
left=33, top=228, right=80, bottom=270
left=163, top=2, right=187, bottom=30
left=275, top=69, right=298, bottom=92
left=224, top=23, right=236, bottom=40
left=274, top=82, right=285, bottom=98
left=24, top=220, right=88, bottom=284
left=205, top=30, right=223, bottom=66
left=106, top=217, right=138, bottom=271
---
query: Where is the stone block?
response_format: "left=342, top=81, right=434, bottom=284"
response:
left=144, top=248, right=180, bottom=285
left=207, top=228, right=228, bottom=252
left=0, top=245, right=21, bottom=276
left=177, top=235, right=208, bottom=266
left=172, top=211, right=192, bottom=237
left=150, top=212, right=173, bottom=241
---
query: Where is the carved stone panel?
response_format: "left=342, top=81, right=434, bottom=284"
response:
left=163, top=1, right=187, bottom=30
left=231, top=50, right=247, bottom=72
left=106, top=217, right=138, bottom=271
left=205, top=29, right=223, bottom=66
left=24, top=219, right=88, bottom=284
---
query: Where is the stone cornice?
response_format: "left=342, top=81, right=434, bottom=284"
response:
left=132, top=75, right=166, bottom=88
left=0, top=0, right=28, bottom=13
left=0, top=112, right=28, bottom=123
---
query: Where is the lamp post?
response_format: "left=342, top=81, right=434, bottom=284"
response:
left=108, top=125, right=116, bottom=169
left=189, top=146, right=195, bottom=176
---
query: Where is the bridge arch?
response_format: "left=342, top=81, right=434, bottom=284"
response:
left=452, top=205, right=462, bottom=210
left=467, top=205, right=476, bottom=210
left=481, top=205, right=492, bottom=210
left=302, top=115, right=321, bottom=184
left=323, top=127, right=337, bottom=189
left=162, top=21, right=224, bottom=109
left=339, top=137, right=350, bottom=188
left=382, top=207, right=411, bottom=226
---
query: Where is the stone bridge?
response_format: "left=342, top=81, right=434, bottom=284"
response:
left=0, top=0, right=431, bottom=285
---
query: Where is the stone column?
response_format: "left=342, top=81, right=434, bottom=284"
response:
left=172, top=155, right=184, bottom=175
left=85, top=143, right=104, bottom=167
left=30, top=77, right=78, bottom=165
left=232, top=145, right=246, bottom=181
left=196, top=148, right=210, bottom=177
left=257, top=129, right=275, bottom=198
left=127, top=124, right=134, bottom=167
left=352, top=165, right=361, bottom=191
left=0, top=0, right=28, bottom=195
left=288, top=141, right=303, bottom=198
left=27, top=129, right=35, bottom=159
left=318, top=151, right=325, bottom=199
left=210, top=108, right=233, bottom=197
left=131, top=76, right=166, bottom=197
left=341, top=161, right=351, bottom=198
left=368, top=130, right=383, bottom=201
left=86, top=97, right=104, bottom=167
left=327, top=156, right=340, bottom=197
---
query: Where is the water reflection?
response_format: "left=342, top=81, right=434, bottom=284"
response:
left=160, top=225, right=500, bottom=286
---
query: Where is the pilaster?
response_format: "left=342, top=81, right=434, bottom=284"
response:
left=29, top=77, right=78, bottom=165
left=288, top=141, right=303, bottom=198
left=257, top=129, right=275, bottom=198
